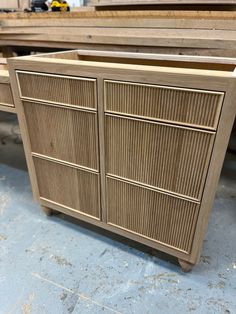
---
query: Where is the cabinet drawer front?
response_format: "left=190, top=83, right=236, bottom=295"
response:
left=24, top=101, right=99, bottom=171
left=105, top=80, right=224, bottom=130
left=34, top=157, right=100, bottom=219
left=0, top=83, right=14, bottom=107
left=107, top=177, right=199, bottom=253
left=105, top=115, right=214, bottom=200
left=17, top=71, right=97, bottom=109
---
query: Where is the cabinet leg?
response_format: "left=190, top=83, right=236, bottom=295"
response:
left=42, top=206, right=53, bottom=216
left=178, top=259, right=194, bottom=272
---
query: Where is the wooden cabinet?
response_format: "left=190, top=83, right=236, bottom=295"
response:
left=8, top=50, right=236, bottom=271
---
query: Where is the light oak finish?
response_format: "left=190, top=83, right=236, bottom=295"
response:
left=0, top=63, right=15, bottom=113
left=1, top=10, right=236, bottom=57
left=23, top=101, right=99, bottom=171
left=34, top=157, right=100, bottom=219
left=8, top=50, right=236, bottom=271
left=105, top=114, right=215, bottom=200
left=42, top=206, right=53, bottom=216
left=17, top=71, right=97, bottom=110
left=2, top=27, right=236, bottom=51
left=107, top=177, right=199, bottom=253
left=91, top=0, right=236, bottom=6
left=178, top=259, right=194, bottom=272
left=104, top=80, right=224, bottom=130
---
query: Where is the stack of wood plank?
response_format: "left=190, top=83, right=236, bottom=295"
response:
left=0, top=9, right=236, bottom=57
left=90, top=0, right=236, bottom=7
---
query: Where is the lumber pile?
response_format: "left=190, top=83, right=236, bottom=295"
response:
left=0, top=10, right=236, bottom=57
left=89, top=0, right=236, bottom=11
left=90, top=0, right=236, bottom=7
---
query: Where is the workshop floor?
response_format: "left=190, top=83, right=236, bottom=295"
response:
left=0, top=112, right=235, bottom=314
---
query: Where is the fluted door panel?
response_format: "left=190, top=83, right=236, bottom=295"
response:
left=105, top=80, right=223, bottom=130
left=0, top=83, right=14, bottom=107
left=107, top=177, right=199, bottom=253
left=24, top=101, right=99, bottom=170
left=105, top=114, right=214, bottom=200
left=34, top=157, right=100, bottom=219
left=17, top=71, right=97, bottom=109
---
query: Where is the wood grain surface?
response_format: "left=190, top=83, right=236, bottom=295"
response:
left=7, top=50, right=236, bottom=269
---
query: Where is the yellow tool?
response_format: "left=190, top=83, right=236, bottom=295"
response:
left=51, top=0, right=70, bottom=12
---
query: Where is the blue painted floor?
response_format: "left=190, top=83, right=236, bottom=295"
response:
left=0, top=112, right=236, bottom=314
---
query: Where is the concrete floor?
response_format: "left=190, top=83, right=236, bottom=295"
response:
left=0, top=112, right=235, bottom=314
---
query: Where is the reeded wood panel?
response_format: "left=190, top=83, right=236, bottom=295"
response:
left=24, top=101, right=98, bottom=170
left=17, top=71, right=96, bottom=109
left=106, top=115, right=215, bottom=200
left=34, top=157, right=100, bottom=219
left=0, top=83, right=14, bottom=107
left=107, top=177, right=199, bottom=253
left=105, top=80, right=224, bottom=129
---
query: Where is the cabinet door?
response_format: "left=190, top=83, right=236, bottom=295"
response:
left=23, top=101, right=99, bottom=171
left=104, top=79, right=219, bottom=253
left=17, top=71, right=96, bottom=109
left=104, top=80, right=223, bottom=130
left=105, top=114, right=214, bottom=200
left=107, top=177, right=199, bottom=253
left=17, top=72, right=101, bottom=220
left=34, top=157, right=100, bottom=219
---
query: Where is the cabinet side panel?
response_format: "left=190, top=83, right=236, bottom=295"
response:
left=188, top=80, right=236, bottom=263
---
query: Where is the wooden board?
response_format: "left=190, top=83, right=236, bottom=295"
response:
left=1, top=10, right=236, bottom=57
left=0, top=0, right=20, bottom=9
left=0, top=62, right=15, bottom=113
left=91, top=0, right=236, bottom=6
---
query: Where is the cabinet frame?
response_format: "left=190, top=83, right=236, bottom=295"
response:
left=8, top=50, right=236, bottom=270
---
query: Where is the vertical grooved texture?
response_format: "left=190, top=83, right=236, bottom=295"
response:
left=18, top=72, right=96, bottom=109
left=0, top=83, right=14, bottom=106
left=106, top=115, right=214, bottom=200
left=34, top=157, right=100, bottom=218
left=107, top=178, right=199, bottom=253
left=105, top=80, right=223, bottom=129
left=23, top=101, right=98, bottom=170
